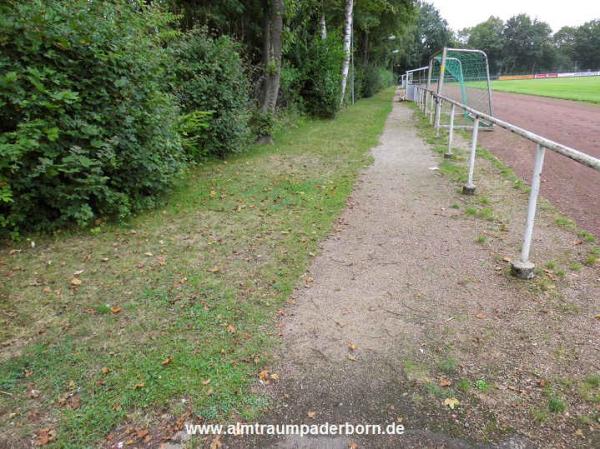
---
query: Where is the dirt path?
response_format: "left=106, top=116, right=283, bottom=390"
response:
left=479, top=91, right=600, bottom=237
left=218, top=97, right=599, bottom=449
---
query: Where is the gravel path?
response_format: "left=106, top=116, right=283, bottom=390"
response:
left=219, top=96, right=599, bottom=449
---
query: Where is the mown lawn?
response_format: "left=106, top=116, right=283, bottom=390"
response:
left=490, top=76, right=600, bottom=103
left=0, top=88, right=395, bottom=448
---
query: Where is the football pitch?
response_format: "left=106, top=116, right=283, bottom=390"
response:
left=490, top=76, right=600, bottom=103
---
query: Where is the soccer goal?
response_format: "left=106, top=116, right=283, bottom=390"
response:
left=428, top=48, right=493, bottom=128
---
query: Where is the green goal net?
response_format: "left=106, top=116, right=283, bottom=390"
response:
left=428, top=49, right=493, bottom=127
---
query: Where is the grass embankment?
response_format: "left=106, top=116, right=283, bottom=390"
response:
left=0, top=89, right=395, bottom=448
left=491, top=76, right=600, bottom=103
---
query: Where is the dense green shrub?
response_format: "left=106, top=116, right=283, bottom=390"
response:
left=171, top=29, right=251, bottom=158
left=0, top=0, right=184, bottom=235
left=301, top=35, right=344, bottom=118
left=358, top=66, right=395, bottom=98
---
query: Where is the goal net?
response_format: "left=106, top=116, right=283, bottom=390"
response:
left=428, top=48, right=493, bottom=127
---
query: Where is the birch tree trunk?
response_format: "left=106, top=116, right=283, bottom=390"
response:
left=320, top=12, right=327, bottom=40
left=340, top=0, right=353, bottom=105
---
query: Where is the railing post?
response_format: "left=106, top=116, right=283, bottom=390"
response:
left=511, top=144, right=546, bottom=279
left=462, top=117, right=479, bottom=195
left=444, top=103, right=455, bottom=159
left=434, top=98, right=442, bottom=136
left=429, top=93, right=435, bottom=124
left=434, top=47, right=448, bottom=136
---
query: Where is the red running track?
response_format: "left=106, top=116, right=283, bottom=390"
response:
left=477, top=91, right=600, bottom=237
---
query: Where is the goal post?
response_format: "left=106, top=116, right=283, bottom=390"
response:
left=429, top=48, right=494, bottom=128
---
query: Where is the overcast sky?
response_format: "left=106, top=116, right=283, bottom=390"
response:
left=430, top=0, right=600, bottom=32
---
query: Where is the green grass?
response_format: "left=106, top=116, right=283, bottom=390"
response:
left=491, top=77, right=600, bottom=104
left=0, top=88, right=395, bottom=448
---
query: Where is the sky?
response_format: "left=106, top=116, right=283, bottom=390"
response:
left=430, top=0, right=600, bottom=32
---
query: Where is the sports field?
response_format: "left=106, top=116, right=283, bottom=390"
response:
left=491, top=76, right=600, bottom=103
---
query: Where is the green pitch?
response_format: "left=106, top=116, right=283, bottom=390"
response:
left=490, top=76, right=600, bottom=104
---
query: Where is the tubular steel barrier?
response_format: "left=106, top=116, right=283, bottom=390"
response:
left=412, top=85, right=600, bottom=279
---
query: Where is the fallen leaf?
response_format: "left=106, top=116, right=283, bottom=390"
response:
left=208, top=266, right=220, bottom=273
left=226, top=324, right=236, bottom=334
left=348, top=342, right=358, bottom=351
left=29, top=389, right=40, bottom=399
left=202, top=379, right=211, bottom=385
left=161, top=356, right=172, bottom=366
left=209, top=435, right=222, bottom=449
left=35, top=428, right=56, bottom=446
left=24, top=370, right=33, bottom=377
left=70, top=278, right=82, bottom=286
left=144, top=252, right=153, bottom=257
left=270, top=373, right=280, bottom=381
left=439, top=378, right=452, bottom=387
left=258, top=369, right=271, bottom=384
left=134, top=383, right=145, bottom=390
left=307, top=410, right=317, bottom=419
left=110, top=306, right=122, bottom=314
left=136, top=428, right=149, bottom=439
left=101, top=367, right=111, bottom=375
left=443, top=397, right=460, bottom=409
left=73, top=269, right=84, bottom=276
left=347, top=354, right=357, bottom=361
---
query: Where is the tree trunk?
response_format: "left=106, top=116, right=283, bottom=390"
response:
left=320, top=11, right=327, bottom=40
left=340, top=0, right=353, bottom=105
left=261, top=0, right=283, bottom=116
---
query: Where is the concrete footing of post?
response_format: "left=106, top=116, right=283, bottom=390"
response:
left=462, top=185, right=476, bottom=195
left=510, top=260, right=535, bottom=279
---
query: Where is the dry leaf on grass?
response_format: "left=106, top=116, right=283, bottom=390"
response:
left=70, top=278, right=82, bottom=286
left=438, top=378, right=452, bottom=387
left=110, top=306, right=122, bottom=314
left=443, top=397, right=460, bottom=409
left=161, top=356, right=173, bottom=366
left=35, top=428, right=56, bottom=446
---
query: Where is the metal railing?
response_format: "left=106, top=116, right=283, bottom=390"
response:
left=412, top=84, right=600, bottom=279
